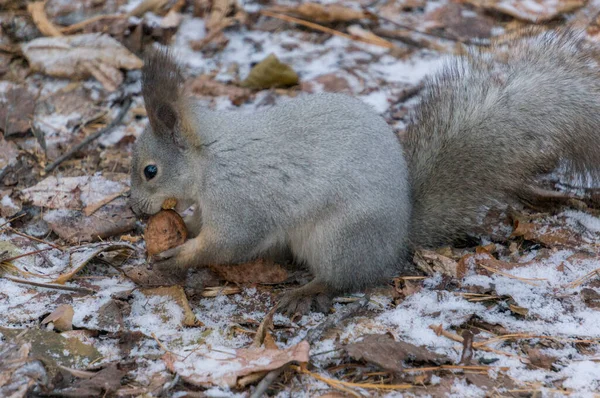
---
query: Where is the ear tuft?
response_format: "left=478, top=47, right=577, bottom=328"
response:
left=142, top=49, right=201, bottom=148
left=156, top=103, right=177, bottom=131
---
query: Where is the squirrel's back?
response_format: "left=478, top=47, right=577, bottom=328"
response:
left=406, top=29, right=600, bottom=248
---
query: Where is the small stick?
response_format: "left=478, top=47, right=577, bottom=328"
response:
left=45, top=97, right=132, bottom=172
left=260, top=10, right=395, bottom=49
left=2, top=275, right=96, bottom=294
left=251, top=295, right=370, bottom=398
left=0, top=248, right=53, bottom=263
left=307, top=294, right=370, bottom=343
left=60, top=14, right=126, bottom=34
left=0, top=213, right=26, bottom=229
left=7, top=228, right=64, bottom=250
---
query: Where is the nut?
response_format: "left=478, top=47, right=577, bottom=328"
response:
left=144, top=209, right=187, bottom=255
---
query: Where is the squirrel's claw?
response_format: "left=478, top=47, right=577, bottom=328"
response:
left=150, top=241, right=197, bottom=283
left=277, top=281, right=333, bottom=316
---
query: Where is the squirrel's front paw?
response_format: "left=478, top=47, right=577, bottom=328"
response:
left=151, top=240, right=199, bottom=281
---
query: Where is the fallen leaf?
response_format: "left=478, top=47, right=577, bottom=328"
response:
left=425, top=2, right=496, bottom=40
left=284, top=3, right=368, bottom=23
left=21, top=174, right=129, bottom=211
left=241, top=54, right=299, bottom=89
left=189, top=75, right=252, bottom=105
left=507, top=298, right=529, bottom=316
left=252, top=307, right=277, bottom=348
left=43, top=198, right=136, bottom=243
left=140, top=285, right=202, bottom=327
left=96, top=300, right=126, bottom=332
left=54, top=363, right=125, bottom=397
left=0, top=83, right=36, bottom=137
left=41, top=304, right=74, bottom=331
left=52, top=242, right=135, bottom=284
left=210, top=259, right=288, bottom=284
left=459, top=330, right=475, bottom=365
left=163, top=340, right=309, bottom=387
left=512, top=217, right=582, bottom=247
left=581, top=288, right=600, bottom=309
left=0, top=189, right=22, bottom=218
left=45, top=0, right=127, bottom=25
left=0, top=327, right=102, bottom=378
left=0, top=342, right=47, bottom=398
left=524, top=347, right=557, bottom=370
left=300, top=72, right=354, bottom=94
left=463, top=0, right=586, bottom=23
left=344, top=334, right=451, bottom=373
left=414, top=249, right=459, bottom=278
left=21, top=34, right=143, bottom=91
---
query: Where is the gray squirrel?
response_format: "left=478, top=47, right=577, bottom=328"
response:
left=130, top=28, right=600, bottom=314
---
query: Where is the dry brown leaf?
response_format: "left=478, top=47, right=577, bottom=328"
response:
left=52, top=242, right=135, bottom=284
left=21, top=34, right=143, bottom=90
left=128, top=0, right=171, bottom=17
left=512, top=218, right=582, bottom=247
left=27, top=2, right=63, bottom=37
left=0, top=83, right=36, bottom=137
left=463, top=0, right=586, bottom=23
left=300, top=72, right=353, bottom=94
left=141, top=285, right=202, bottom=327
left=44, top=198, right=136, bottom=243
left=241, top=54, right=299, bottom=89
left=524, top=347, right=557, bottom=370
left=286, top=3, right=367, bottom=23
left=22, top=174, right=129, bottom=211
left=162, top=340, right=309, bottom=387
left=210, top=259, right=288, bottom=284
left=189, top=75, right=252, bottom=105
left=581, top=288, right=600, bottom=309
left=252, top=307, right=276, bottom=348
left=41, top=304, right=74, bottom=331
left=0, top=189, right=21, bottom=218
left=344, top=334, right=451, bottom=373
left=425, top=2, right=496, bottom=40
left=0, top=138, right=19, bottom=170
left=414, top=249, right=459, bottom=278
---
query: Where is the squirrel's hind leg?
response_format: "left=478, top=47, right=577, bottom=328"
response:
left=277, top=213, right=402, bottom=315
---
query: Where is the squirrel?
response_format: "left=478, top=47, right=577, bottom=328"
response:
left=130, top=28, right=600, bottom=314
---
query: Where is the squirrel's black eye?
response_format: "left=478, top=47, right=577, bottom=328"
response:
left=144, top=165, right=158, bottom=180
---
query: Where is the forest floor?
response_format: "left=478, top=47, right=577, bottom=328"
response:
left=2, top=0, right=600, bottom=397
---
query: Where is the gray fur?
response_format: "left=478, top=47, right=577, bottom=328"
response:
left=406, top=28, right=600, bottom=248
left=131, top=51, right=411, bottom=298
left=132, top=29, right=600, bottom=309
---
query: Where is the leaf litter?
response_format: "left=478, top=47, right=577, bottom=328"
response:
left=2, top=0, right=600, bottom=397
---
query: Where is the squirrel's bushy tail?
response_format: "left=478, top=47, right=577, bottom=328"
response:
left=405, top=29, right=600, bottom=248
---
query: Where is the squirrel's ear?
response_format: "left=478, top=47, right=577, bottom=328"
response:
left=142, top=49, right=200, bottom=148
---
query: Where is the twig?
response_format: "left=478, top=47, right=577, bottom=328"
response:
left=2, top=275, right=96, bottom=294
left=0, top=248, right=54, bottom=263
left=0, top=213, right=26, bottom=229
left=260, top=10, right=395, bottom=49
left=251, top=295, right=370, bottom=398
left=307, top=294, right=370, bottom=343
left=7, top=227, right=64, bottom=250
left=478, top=263, right=544, bottom=286
left=250, top=364, right=289, bottom=398
left=45, top=97, right=132, bottom=172
left=364, top=7, right=491, bottom=47
left=60, top=14, right=126, bottom=34
left=292, top=364, right=413, bottom=392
